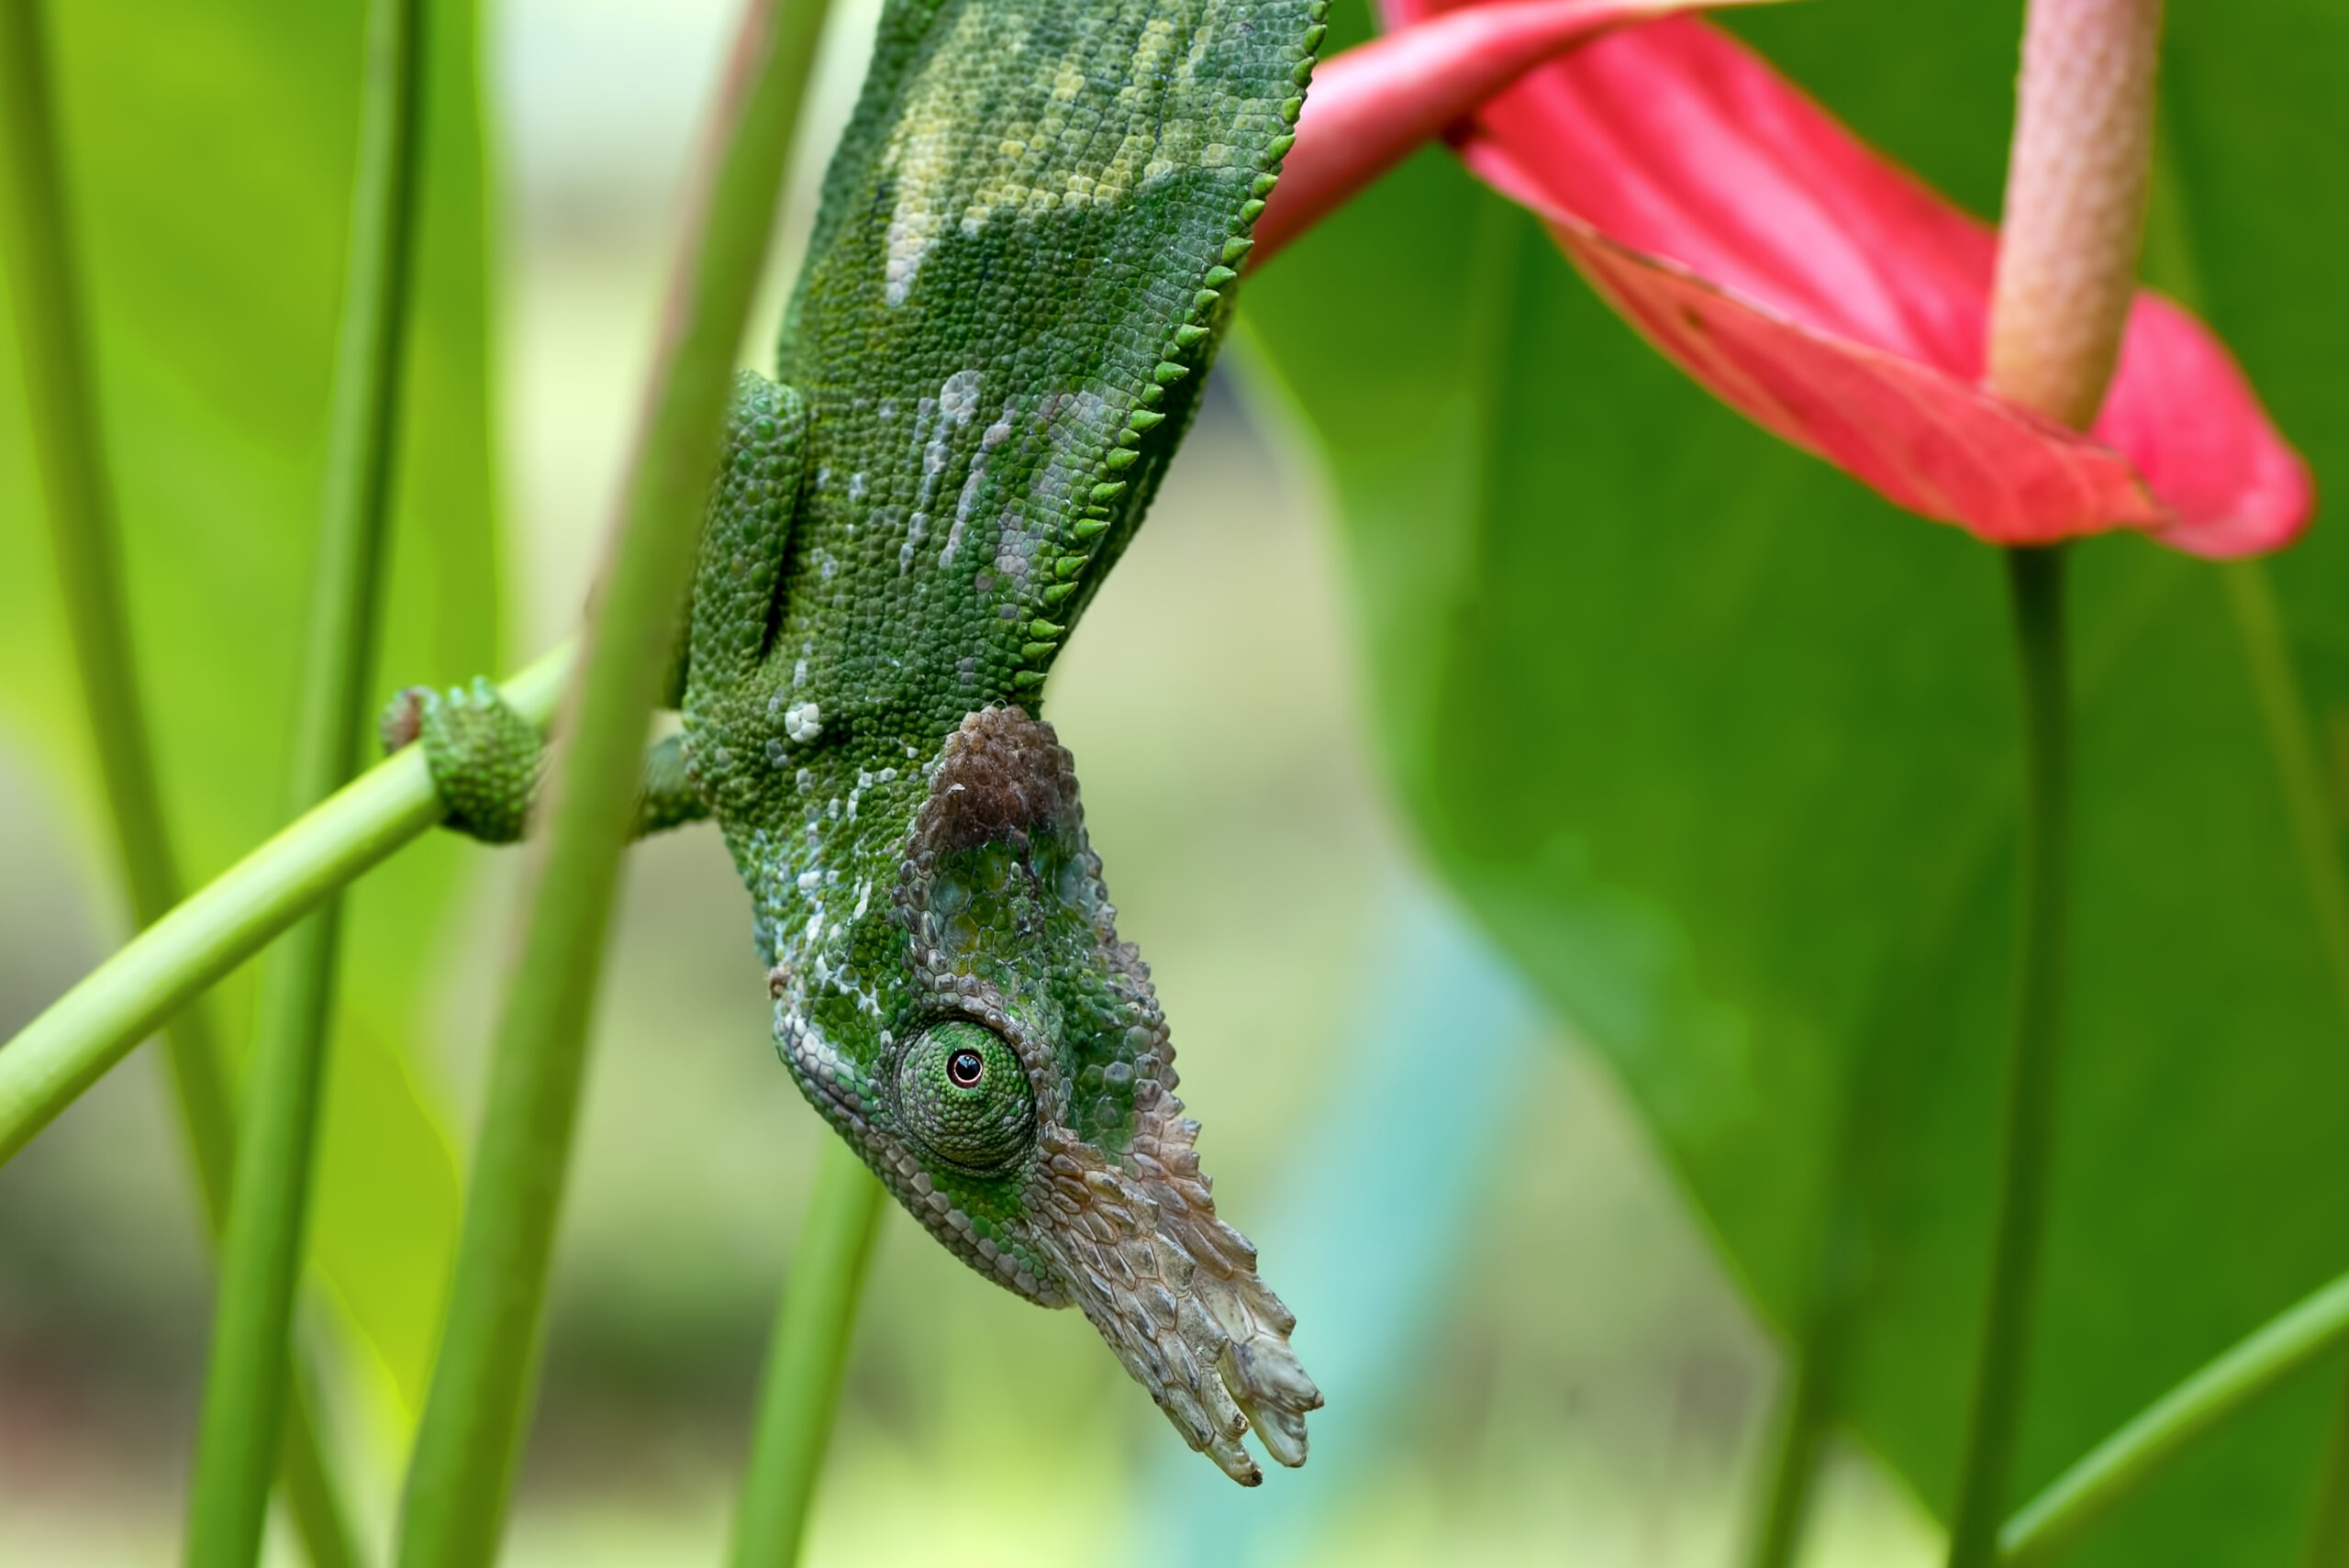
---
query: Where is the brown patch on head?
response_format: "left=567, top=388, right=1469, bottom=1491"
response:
left=912, top=706, right=1079, bottom=860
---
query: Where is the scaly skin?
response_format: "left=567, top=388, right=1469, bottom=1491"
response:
left=397, top=0, right=1325, bottom=1484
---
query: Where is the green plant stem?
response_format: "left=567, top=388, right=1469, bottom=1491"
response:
left=2299, top=1374, right=2349, bottom=1568
left=2216, top=560, right=2349, bottom=1568
left=1746, top=1340, right=1831, bottom=1568
left=1999, top=1267, right=2349, bottom=1565
left=0, top=0, right=242, bottom=1223
left=2221, top=519, right=2349, bottom=1033
left=1743, top=1136, right=1869, bottom=1568
left=184, top=0, right=427, bottom=1559
left=0, top=5, right=362, bottom=1564
left=0, top=646, right=573, bottom=1166
left=391, top=0, right=829, bottom=1561
left=1946, top=544, right=2073, bottom=1568
left=731, top=1142, right=885, bottom=1568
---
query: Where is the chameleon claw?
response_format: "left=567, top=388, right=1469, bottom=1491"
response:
left=378, top=686, right=429, bottom=753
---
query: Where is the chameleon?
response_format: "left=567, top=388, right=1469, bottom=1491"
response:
left=386, top=0, right=1327, bottom=1485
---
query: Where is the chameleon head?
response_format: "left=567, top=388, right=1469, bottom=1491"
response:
left=772, top=706, right=1321, bottom=1484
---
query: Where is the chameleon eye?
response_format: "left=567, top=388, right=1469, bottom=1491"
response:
left=894, top=1020, right=1033, bottom=1175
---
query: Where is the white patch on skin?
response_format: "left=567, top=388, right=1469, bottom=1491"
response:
left=949, top=406, right=1012, bottom=565
left=883, top=176, right=939, bottom=306
left=847, top=472, right=866, bottom=502
left=873, top=1, right=1218, bottom=307
left=941, top=499, right=973, bottom=566
left=875, top=9, right=993, bottom=311
left=785, top=701, right=822, bottom=743
left=939, top=370, right=981, bottom=421
left=794, top=659, right=807, bottom=688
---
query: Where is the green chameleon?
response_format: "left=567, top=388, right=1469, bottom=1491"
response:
left=385, top=0, right=1326, bottom=1485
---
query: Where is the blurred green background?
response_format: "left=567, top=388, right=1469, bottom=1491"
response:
left=0, top=0, right=1948, bottom=1561
left=13, top=0, right=2345, bottom=1561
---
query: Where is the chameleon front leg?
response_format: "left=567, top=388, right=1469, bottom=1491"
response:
left=384, top=372, right=807, bottom=846
left=377, top=680, right=707, bottom=842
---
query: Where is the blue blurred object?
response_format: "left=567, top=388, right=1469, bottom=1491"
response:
left=1142, top=880, right=1550, bottom=1565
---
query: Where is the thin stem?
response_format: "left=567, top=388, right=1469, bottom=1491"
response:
left=185, top=0, right=427, bottom=1558
left=1745, top=1343, right=1831, bottom=1568
left=0, top=7, right=177, bottom=951
left=1742, top=1136, right=1872, bottom=1568
left=2214, top=561, right=2349, bottom=1568
left=1999, top=1267, right=2349, bottom=1565
left=276, top=1395, right=365, bottom=1568
left=730, top=1142, right=885, bottom=1568
left=0, top=4, right=362, bottom=1562
left=390, top=0, right=831, bottom=1559
left=2299, top=1376, right=2349, bottom=1568
left=1946, top=544, right=2073, bottom=1568
left=0, top=646, right=574, bottom=1166
left=0, top=0, right=246, bottom=1230
left=2221, top=565, right=2349, bottom=1025
left=1948, top=0, right=2156, bottom=1549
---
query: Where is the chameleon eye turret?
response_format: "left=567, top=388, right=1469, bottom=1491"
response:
left=893, top=1020, right=1033, bottom=1176
left=403, top=0, right=1325, bottom=1489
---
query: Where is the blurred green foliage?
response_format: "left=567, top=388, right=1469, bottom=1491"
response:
left=0, top=0, right=499, bottom=1426
left=14, top=0, right=2348, bottom=1559
left=1241, top=0, right=2349, bottom=1561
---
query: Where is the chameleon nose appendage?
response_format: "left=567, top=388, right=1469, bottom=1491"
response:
left=1030, top=1118, right=1322, bottom=1485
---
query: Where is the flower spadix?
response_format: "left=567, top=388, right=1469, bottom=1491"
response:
left=1272, top=2, right=2310, bottom=556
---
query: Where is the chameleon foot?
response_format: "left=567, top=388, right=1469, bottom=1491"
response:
left=380, top=677, right=542, bottom=843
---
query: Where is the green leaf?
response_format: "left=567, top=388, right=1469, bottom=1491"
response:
left=0, top=0, right=496, bottom=1424
left=1239, top=0, right=2349, bottom=1559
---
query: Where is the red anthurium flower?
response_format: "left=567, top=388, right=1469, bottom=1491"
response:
left=1271, top=4, right=2310, bottom=557
left=1255, top=0, right=1770, bottom=259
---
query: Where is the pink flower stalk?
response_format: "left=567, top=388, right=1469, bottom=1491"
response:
left=1271, top=1, right=2310, bottom=557
left=1986, top=0, right=2163, bottom=429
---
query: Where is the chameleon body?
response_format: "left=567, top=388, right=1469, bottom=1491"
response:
left=398, top=0, right=1325, bottom=1483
